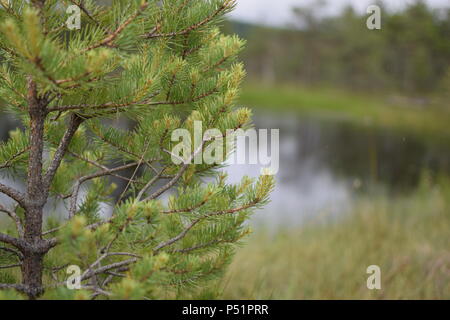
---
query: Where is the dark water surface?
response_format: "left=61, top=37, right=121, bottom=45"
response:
left=1, top=110, right=449, bottom=227
left=225, top=110, right=450, bottom=226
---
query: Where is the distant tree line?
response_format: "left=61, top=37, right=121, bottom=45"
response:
left=226, top=1, right=450, bottom=95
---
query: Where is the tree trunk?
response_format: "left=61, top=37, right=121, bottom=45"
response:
left=22, top=78, right=47, bottom=299
left=21, top=250, right=45, bottom=300
left=22, top=205, right=46, bottom=299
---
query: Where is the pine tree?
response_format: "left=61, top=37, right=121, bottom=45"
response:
left=0, top=0, right=274, bottom=299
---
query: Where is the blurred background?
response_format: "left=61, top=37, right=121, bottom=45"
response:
left=0, top=0, right=449, bottom=299
left=219, top=0, right=450, bottom=299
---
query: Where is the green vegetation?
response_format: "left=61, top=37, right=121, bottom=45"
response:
left=222, top=175, right=450, bottom=299
left=240, top=82, right=450, bottom=142
left=228, top=1, right=450, bottom=95
left=0, top=0, right=274, bottom=300
left=228, top=1, right=450, bottom=140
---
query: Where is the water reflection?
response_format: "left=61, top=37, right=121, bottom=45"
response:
left=225, top=110, right=450, bottom=227
left=1, top=110, right=448, bottom=227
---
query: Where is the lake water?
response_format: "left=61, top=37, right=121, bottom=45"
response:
left=1, top=110, right=448, bottom=227
left=224, top=110, right=450, bottom=227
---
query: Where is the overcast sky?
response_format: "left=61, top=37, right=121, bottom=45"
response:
left=230, top=0, right=449, bottom=26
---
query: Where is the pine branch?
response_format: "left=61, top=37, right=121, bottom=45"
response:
left=0, top=147, right=30, bottom=171
left=0, top=263, right=21, bottom=270
left=161, top=197, right=210, bottom=215
left=153, top=202, right=255, bottom=252
left=0, top=283, right=27, bottom=293
left=146, top=0, right=235, bottom=39
left=81, top=251, right=142, bottom=282
left=116, top=137, right=152, bottom=204
left=0, top=246, right=23, bottom=260
left=142, top=123, right=232, bottom=202
left=0, top=0, right=20, bottom=19
left=54, top=71, right=92, bottom=86
left=0, top=203, right=24, bottom=238
left=89, top=125, right=159, bottom=170
left=0, top=72, right=28, bottom=103
left=82, top=285, right=112, bottom=298
left=82, top=2, right=150, bottom=52
left=30, top=56, right=60, bottom=88
left=0, top=0, right=267, bottom=298
left=170, top=239, right=224, bottom=254
left=67, top=0, right=100, bottom=26
left=43, top=113, right=84, bottom=192
left=62, top=149, right=141, bottom=183
left=76, top=258, right=139, bottom=284
left=68, top=162, right=139, bottom=218
left=46, top=88, right=216, bottom=113
left=43, top=161, right=140, bottom=235
left=0, top=182, right=27, bottom=209
left=0, top=232, right=25, bottom=249
left=135, top=167, right=168, bottom=201
left=144, top=162, right=191, bottom=202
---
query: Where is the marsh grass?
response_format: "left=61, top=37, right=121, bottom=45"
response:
left=222, top=176, right=450, bottom=299
left=1, top=177, right=449, bottom=300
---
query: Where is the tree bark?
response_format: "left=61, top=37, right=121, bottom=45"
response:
left=20, top=79, right=82, bottom=299
left=21, top=78, right=47, bottom=299
left=21, top=250, right=45, bottom=299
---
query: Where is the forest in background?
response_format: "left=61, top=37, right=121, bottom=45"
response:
left=225, top=1, right=449, bottom=98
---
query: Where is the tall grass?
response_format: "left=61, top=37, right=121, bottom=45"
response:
left=222, top=177, right=450, bottom=299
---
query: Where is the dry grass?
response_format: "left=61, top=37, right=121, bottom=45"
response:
left=222, top=179, right=450, bottom=299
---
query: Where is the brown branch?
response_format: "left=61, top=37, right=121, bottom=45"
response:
left=0, top=246, right=24, bottom=260
left=54, top=71, right=91, bottom=86
left=0, top=283, right=27, bottom=292
left=89, top=125, right=159, bottom=171
left=0, top=203, right=24, bottom=238
left=68, top=162, right=139, bottom=218
left=153, top=219, right=201, bottom=252
left=43, top=113, right=84, bottom=191
left=143, top=137, right=210, bottom=202
left=0, top=263, right=21, bottom=270
left=145, top=163, right=191, bottom=202
left=161, top=197, right=210, bottom=215
left=135, top=167, right=167, bottom=201
left=0, top=182, right=27, bottom=209
left=0, top=232, right=25, bottom=250
left=153, top=202, right=255, bottom=252
left=63, top=149, right=139, bottom=183
left=116, top=138, right=151, bottom=204
left=80, top=258, right=139, bottom=282
left=32, top=57, right=60, bottom=87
